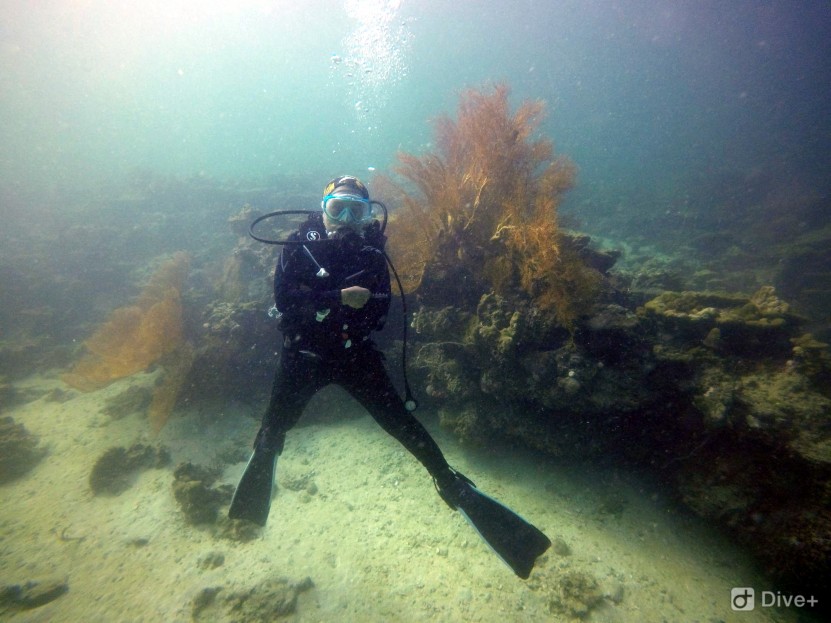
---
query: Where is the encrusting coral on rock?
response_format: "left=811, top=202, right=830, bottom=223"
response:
left=638, top=286, right=831, bottom=593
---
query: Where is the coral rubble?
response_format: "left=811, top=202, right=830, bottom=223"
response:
left=191, top=576, right=313, bottom=622
left=528, top=567, right=605, bottom=621
left=171, top=462, right=232, bottom=525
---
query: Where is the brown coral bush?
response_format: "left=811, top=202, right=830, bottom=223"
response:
left=385, top=83, right=599, bottom=327
left=62, top=252, right=189, bottom=392
left=63, top=252, right=193, bottom=432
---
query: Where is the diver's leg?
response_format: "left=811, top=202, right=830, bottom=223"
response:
left=255, top=349, right=325, bottom=453
left=339, top=348, right=453, bottom=481
left=229, top=349, right=325, bottom=525
left=340, top=347, right=550, bottom=578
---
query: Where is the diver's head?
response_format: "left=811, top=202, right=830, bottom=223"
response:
left=321, top=175, right=373, bottom=233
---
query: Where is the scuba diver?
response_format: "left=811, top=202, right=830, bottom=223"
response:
left=229, top=175, right=550, bottom=579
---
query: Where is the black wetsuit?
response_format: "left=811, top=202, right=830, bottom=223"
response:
left=253, top=213, right=452, bottom=481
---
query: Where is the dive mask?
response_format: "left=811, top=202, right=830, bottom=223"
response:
left=322, top=194, right=374, bottom=223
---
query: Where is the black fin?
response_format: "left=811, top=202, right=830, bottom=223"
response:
left=454, top=483, right=551, bottom=579
left=228, top=450, right=278, bottom=527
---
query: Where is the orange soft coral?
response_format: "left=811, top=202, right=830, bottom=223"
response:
left=147, top=342, right=194, bottom=434
left=385, top=83, right=598, bottom=327
left=62, top=252, right=189, bottom=392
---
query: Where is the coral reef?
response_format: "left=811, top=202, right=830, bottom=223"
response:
left=641, top=286, right=802, bottom=358
left=185, top=299, right=276, bottom=406
left=173, top=204, right=281, bottom=407
left=381, top=106, right=831, bottom=599
left=676, top=435, right=831, bottom=594
left=410, top=295, right=651, bottom=453
left=409, top=276, right=831, bottom=595
left=0, top=416, right=46, bottom=484
left=639, top=287, right=831, bottom=595
left=0, top=333, right=61, bottom=384
left=384, top=83, right=602, bottom=328
left=790, top=332, right=831, bottom=387
left=774, top=223, right=831, bottom=324
left=88, top=444, right=170, bottom=495
left=641, top=287, right=831, bottom=462
left=2, top=104, right=827, bottom=606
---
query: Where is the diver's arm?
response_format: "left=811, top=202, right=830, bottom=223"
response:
left=273, top=247, right=340, bottom=313
left=348, top=250, right=391, bottom=329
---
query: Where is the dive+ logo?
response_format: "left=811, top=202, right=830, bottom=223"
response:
left=731, top=588, right=755, bottom=611
left=731, top=587, right=819, bottom=611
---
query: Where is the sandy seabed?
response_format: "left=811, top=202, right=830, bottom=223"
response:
left=1, top=371, right=799, bottom=623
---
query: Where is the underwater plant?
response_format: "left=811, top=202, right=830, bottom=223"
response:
left=385, top=83, right=600, bottom=328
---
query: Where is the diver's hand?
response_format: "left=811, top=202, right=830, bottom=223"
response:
left=341, top=286, right=371, bottom=309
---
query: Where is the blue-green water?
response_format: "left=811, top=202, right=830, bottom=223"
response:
left=1, top=3, right=830, bottom=621
left=3, top=0, right=829, bottom=241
